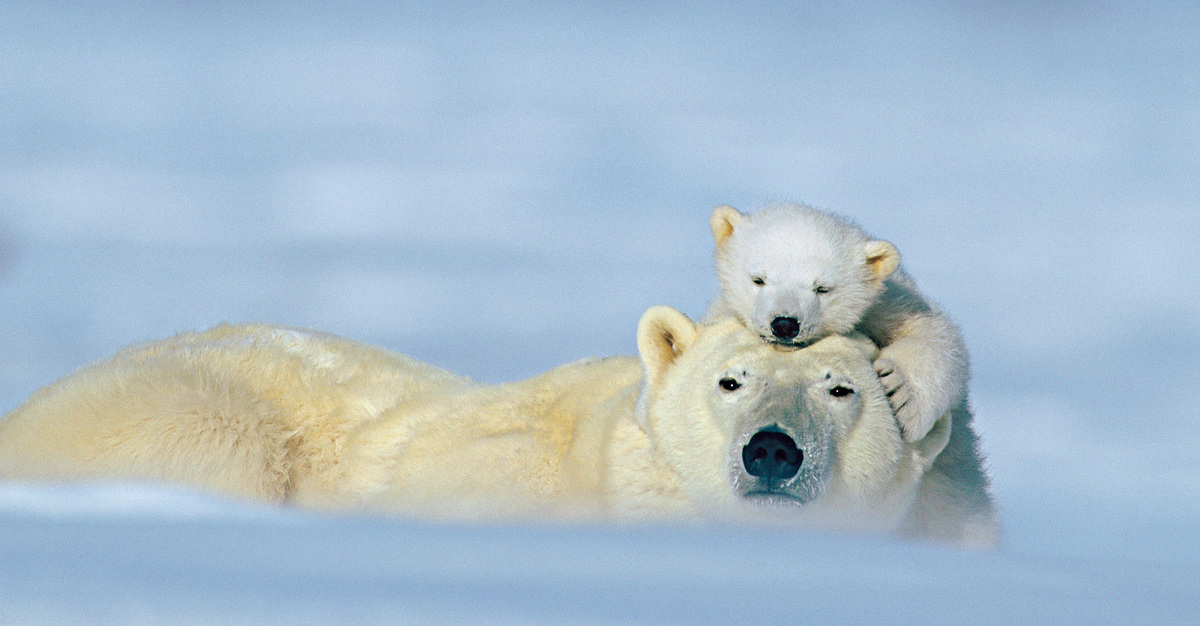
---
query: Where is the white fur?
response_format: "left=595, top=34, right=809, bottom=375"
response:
left=0, top=310, right=997, bottom=547
left=706, top=203, right=970, bottom=443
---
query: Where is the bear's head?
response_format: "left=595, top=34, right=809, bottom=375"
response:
left=635, top=306, right=951, bottom=530
left=710, top=204, right=900, bottom=346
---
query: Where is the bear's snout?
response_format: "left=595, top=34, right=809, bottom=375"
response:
left=742, top=429, right=802, bottom=482
left=769, top=316, right=801, bottom=341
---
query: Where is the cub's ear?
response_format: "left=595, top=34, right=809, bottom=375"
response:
left=709, top=205, right=745, bottom=250
left=637, top=306, right=698, bottom=387
left=864, top=240, right=900, bottom=283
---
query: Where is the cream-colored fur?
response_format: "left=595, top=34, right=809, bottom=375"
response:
left=0, top=325, right=476, bottom=503
left=707, top=203, right=970, bottom=444
left=0, top=309, right=997, bottom=547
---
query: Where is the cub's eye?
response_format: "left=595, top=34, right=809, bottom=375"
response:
left=750, top=276, right=765, bottom=286
left=719, top=377, right=742, bottom=392
left=814, top=285, right=831, bottom=294
left=829, top=385, right=854, bottom=397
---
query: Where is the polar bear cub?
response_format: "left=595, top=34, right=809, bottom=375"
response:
left=706, top=203, right=969, bottom=443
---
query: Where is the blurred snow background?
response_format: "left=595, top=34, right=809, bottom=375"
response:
left=1, top=1, right=1198, bottom=622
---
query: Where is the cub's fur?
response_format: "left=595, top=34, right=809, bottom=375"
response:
left=707, top=203, right=969, bottom=442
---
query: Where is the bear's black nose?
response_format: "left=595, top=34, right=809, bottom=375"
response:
left=742, top=430, right=802, bottom=481
left=770, top=316, right=800, bottom=340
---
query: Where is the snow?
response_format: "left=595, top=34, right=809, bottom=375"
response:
left=4, top=491, right=1198, bottom=625
left=1, top=2, right=1198, bottom=622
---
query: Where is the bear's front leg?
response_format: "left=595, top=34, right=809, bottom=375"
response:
left=873, top=356, right=930, bottom=442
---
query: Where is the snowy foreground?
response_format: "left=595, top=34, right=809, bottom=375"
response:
left=1, top=484, right=1195, bottom=625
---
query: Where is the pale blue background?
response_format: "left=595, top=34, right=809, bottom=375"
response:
left=2, top=2, right=1197, bottom=622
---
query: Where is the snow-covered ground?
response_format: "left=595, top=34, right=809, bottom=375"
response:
left=1, top=2, right=1198, bottom=622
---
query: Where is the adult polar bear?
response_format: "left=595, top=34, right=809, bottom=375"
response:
left=0, top=307, right=998, bottom=547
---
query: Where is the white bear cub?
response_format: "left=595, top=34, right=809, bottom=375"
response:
left=706, top=203, right=969, bottom=443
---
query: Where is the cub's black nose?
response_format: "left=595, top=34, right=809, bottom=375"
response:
left=770, top=316, right=800, bottom=340
left=742, top=430, right=802, bottom=481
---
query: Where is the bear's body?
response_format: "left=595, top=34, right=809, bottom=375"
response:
left=707, top=203, right=970, bottom=443
left=0, top=309, right=997, bottom=546
left=0, top=324, right=477, bottom=503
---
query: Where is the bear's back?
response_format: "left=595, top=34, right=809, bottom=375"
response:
left=0, top=324, right=478, bottom=501
left=333, top=355, right=645, bottom=518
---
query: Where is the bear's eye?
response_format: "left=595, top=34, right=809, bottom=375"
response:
left=750, top=276, right=765, bottom=286
left=814, top=285, right=831, bottom=294
left=719, top=377, right=742, bottom=392
left=829, top=385, right=854, bottom=397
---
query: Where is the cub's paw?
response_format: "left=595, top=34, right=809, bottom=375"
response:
left=873, top=357, right=926, bottom=442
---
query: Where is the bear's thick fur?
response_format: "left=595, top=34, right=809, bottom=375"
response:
left=0, top=308, right=997, bottom=546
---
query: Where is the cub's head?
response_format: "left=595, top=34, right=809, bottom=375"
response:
left=710, top=204, right=899, bottom=345
left=635, top=307, right=951, bottom=531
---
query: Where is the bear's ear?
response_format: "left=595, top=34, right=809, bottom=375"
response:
left=637, top=306, right=698, bottom=387
left=912, top=411, right=952, bottom=470
left=709, top=205, right=745, bottom=250
left=864, top=240, right=900, bottom=283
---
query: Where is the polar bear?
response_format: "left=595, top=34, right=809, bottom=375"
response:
left=0, top=325, right=479, bottom=501
left=706, top=203, right=970, bottom=444
left=0, top=308, right=997, bottom=546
